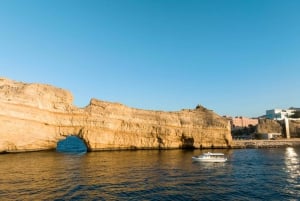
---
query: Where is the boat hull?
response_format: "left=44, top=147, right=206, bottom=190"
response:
left=192, top=152, right=227, bottom=163
left=192, top=157, right=227, bottom=163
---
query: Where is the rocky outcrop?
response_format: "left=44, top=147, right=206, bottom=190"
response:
left=289, top=120, right=300, bottom=138
left=256, top=119, right=282, bottom=134
left=256, top=118, right=300, bottom=138
left=0, top=77, right=232, bottom=152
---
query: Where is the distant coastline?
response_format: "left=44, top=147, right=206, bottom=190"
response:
left=231, top=139, right=300, bottom=149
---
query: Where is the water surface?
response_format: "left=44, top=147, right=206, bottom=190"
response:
left=0, top=147, right=299, bottom=200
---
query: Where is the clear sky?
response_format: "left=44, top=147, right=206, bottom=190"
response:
left=0, top=0, right=299, bottom=118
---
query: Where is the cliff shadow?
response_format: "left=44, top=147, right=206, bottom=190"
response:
left=181, top=136, right=195, bottom=149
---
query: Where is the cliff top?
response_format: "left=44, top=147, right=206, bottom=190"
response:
left=0, top=77, right=223, bottom=120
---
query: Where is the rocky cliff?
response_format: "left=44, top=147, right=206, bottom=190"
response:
left=256, top=118, right=300, bottom=138
left=289, top=120, right=300, bottom=138
left=256, top=119, right=282, bottom=134
left=0, top=77, right=232, bottom=152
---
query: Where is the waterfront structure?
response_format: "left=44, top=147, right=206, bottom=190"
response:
left=266, top=109, right=295, bottom=120
left=285, top=117, right=290, bottom=139
left=256, top=133, right=282, bottom=140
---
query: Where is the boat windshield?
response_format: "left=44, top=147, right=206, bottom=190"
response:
left=203, top=153, right=225, bottom=157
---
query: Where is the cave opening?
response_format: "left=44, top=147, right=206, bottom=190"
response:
left=56, top=136, right=88, bottom=153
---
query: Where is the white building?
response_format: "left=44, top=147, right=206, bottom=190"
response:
left=266, top=109, right=295, bottom=120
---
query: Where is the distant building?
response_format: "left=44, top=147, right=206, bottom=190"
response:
left=229, top=116, right=258, bottom=128
left=266, top=109, right=295, bottom=120
left=290, top=107, right=300, bottom=111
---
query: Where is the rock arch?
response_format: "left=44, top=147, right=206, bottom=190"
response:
left=56, top=135, right=88, bottom=153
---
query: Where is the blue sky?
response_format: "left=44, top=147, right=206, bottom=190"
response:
left=0, top=0, right=299, bottom=117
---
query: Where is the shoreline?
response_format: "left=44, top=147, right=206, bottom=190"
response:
left=2, top=139, right=300, bottom=154
left=231, top=139, right=300, bottom=149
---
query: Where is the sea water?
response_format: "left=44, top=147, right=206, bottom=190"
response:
left=0, top=147, right=299, bottom=200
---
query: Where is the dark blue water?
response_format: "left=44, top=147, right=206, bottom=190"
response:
left=0, top=147, right=299, bottom=200
left=56, top=136, right=88, bottom=153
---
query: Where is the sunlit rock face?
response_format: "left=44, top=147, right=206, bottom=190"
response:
left=256, top=119, right=282, bottom=134
left=289, top=120, right=300, bottom=138
left=0, top=77, right=232, bottom=152
left=256, top=119, right=300, bottom=138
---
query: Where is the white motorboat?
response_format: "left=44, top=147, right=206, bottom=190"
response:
left=192, top=152, right=227, bottom=163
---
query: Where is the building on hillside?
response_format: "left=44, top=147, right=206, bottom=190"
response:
left=224, top=116, right=258, bottom=140
left=266, top=109, right=295, bottom=120
left=228, top=116, right=258, bottom=129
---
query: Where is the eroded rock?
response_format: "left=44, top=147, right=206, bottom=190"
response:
left=0, top=77, right=232, bottom=152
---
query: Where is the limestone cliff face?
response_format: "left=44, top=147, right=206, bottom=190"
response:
left=0, top=78, right=232, bottom=152
left=289, top=120, right=300, bottom=138
left=256, top=118, right=300, bottom=138
left=256, top=119, right=282, bottom=134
